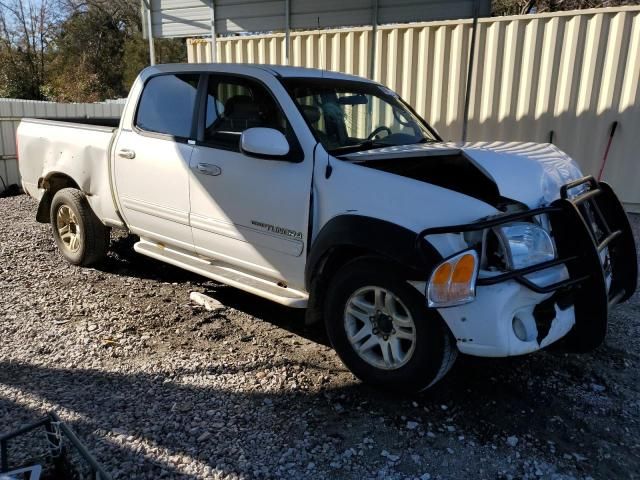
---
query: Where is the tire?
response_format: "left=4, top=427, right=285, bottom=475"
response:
left=50, top=188, right=110, bottom=266
left=324, top=257, right=457, bottom=392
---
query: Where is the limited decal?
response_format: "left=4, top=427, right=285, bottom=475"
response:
left=251, top=220, right=303, bottom=240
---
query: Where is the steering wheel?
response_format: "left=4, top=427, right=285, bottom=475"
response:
left=367, top=126, right=392, bottom=140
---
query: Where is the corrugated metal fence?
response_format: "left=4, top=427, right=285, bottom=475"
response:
left=188, top=6, right=640, bottom=212
left=0, top=98, right=124, bottom=193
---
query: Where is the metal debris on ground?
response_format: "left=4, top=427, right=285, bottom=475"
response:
left=0, top=412, right=110, bottom=480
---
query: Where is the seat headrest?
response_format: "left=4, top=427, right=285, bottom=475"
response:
left=300, top=105, right=321, bottom=124
left=224, top=95, right=260, bottom=119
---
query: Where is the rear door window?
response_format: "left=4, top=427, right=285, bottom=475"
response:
left=136, top=74, right=200, bottom=138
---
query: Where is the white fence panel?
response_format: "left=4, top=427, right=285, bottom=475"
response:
left=188, top=6, right=640, bottom=212
left=0, top=98, right=125, bottom=193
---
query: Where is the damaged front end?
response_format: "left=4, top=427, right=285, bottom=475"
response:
left=419, top=176, right=637, bottom=356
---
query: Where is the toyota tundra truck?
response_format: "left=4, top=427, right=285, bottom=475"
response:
left=17, top=64, right=637, bottom=391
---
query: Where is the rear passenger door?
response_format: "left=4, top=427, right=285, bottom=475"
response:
left=113, top=73, right=200, bottom=251
left=188, top=73, right=313, bottom=288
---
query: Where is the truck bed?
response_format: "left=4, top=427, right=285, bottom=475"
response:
left=17, top=117, right=122, bottom=227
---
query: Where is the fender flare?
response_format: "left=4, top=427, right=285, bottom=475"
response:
left=35, top=173, right=81, bottom=223
left=304, top=214, right=443, bottom=290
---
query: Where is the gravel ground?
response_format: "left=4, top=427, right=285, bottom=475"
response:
left=1, top=194, right=639, bottom=480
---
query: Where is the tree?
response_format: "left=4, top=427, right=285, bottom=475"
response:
left=0, top=0, right=59, bottom=99
left=492, top=0, right=640, bottom=16
left=45, top=0, right=185, bottom=101
left=1, top=0, right=185, bottom=101
left=122, top=35, right=187, bottom=91
left=46, top=1, right=133, bottom=101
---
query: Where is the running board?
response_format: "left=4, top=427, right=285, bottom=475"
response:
left=134, top=240, right=308, bottom=308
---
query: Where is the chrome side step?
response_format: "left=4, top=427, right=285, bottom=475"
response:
left=134, top=240, right=308, bottom=308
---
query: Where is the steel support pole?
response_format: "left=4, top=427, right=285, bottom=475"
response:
left=285, top=0, right=291, bottom=65
left=368, top=0, right=379, bottom=80
left=143, top=0, right=155, bottom=66
left=210, top=0, right=217, bottom=62
left=461, top=0, right=479, bottom=142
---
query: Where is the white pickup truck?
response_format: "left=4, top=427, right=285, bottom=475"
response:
left=18, top=64, right=637, bottom=391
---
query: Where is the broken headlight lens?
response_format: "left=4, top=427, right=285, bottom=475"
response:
left=494, top=222, right=555, bottom=270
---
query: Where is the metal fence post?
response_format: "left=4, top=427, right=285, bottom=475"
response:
left=462, top=0, right=479, bottom=142
left=368, top=0, right=379, bottom=80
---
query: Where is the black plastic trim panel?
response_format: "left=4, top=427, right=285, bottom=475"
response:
left=305, top=214, right=442, bottom=290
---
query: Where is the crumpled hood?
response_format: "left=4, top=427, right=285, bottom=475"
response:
left=452, top=141, right=584, bottom=207
left=344, top=141, right=584, bottom=208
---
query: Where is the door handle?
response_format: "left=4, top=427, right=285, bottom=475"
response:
left=196, top=163, right=222, bottom=176
left=118, top=149, right=136, bottom=159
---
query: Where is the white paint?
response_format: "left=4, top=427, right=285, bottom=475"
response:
left=17, top=63, right=618, bottom=360
left=16, top=119, right=122, bottom=226
left=240, top=128, right=290, bottom=157
left=344, top=140, right=584, bottom=208
left=439, top=266, right=575, bottom=357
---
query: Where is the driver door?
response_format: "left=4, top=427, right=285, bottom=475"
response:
left=188, top=74, right=313, bottom=288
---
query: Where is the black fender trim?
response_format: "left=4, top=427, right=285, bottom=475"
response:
left=35, top=173, right=82, bottom=224
left=36, top=191, right=52, bottom=223
left=304, top=214, right=443, bottom=290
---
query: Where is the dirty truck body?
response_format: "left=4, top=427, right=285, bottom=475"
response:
left=18, top=64, right=637, bottom=391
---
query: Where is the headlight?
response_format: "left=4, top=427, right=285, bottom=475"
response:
left=427, top=250, right=478, bottom=307
left=494, top=222, right=555, bottom=270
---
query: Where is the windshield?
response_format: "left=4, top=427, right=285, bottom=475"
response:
left=282, top=78, right=439, bottom=155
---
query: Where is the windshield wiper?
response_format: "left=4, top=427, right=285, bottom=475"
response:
left=328, top=139, right=391, bottom=155
left=416, top=137, right=439, bottom=144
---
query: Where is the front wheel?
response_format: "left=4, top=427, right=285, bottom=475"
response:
left=324, top=257, right=457, bottom=392
left=50, top=188, right=110, bottom=266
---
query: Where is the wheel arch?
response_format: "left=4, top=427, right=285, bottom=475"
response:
left=305, top=215, right=442, bottom=289
left=36, top=173, right=81, bottom=223
left=303, top=215, right=442, bottom=324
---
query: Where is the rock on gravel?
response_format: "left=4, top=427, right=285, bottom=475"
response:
left=190, top=291, right=226, bottom=312
left=506, top=436, right=519, bottom=448
left=406, top=421, right=419, bottom=430
left=1, top=194, right=639, bottom=480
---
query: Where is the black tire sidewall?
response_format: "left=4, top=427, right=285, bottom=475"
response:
left=50, top=190, right=89, bottom=265
left=325, top=258, right=448, bottom=392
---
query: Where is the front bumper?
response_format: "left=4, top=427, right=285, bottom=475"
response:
left=418, top=176, right=637, bottom=356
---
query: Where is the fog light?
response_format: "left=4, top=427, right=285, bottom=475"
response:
left=512, top=311, right=536, bottom=342
left=512, top=316, right=528, bottom=341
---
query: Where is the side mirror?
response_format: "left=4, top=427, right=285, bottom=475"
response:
left=240, top=127, right=290, bottom=160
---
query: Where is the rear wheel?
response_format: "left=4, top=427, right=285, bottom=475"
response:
left=50, top=188, right=109, bottom=266
left=325, top=257, right=457, bottom=392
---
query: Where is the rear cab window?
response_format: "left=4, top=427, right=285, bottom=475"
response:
left=135, top=74, right=200, bottom=139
